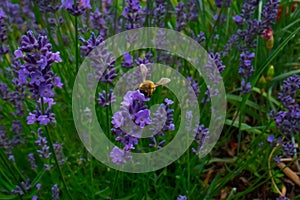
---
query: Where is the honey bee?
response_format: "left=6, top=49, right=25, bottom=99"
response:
left=137, top=64, right=171, bottom=97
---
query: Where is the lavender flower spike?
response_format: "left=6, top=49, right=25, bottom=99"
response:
left=14, top=30, right=63, bottom=126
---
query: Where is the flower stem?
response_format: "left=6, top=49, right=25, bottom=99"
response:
left=111, top=170, right=119, bottom=199
left=268, top=146, right=282, bottom=196
left=41, top=98, right=73, bottom=199
left=75, top=16, right=79, bottom=73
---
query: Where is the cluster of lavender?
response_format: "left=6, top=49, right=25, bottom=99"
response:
left=121, top=52, right=134, bottom=69
left=90, top=8, right=108, bottom=37
left=79, top=32, right=117, bottom=107
left=222, top=0, right=279, bottom=93
left=79, top=32, right=103, bottom=56
left=187, top=77, right=200, bottom=98
left=201, top=52, right=226, bottom=102
left=11, top=179, right=58, bottom=199
left=0, top=9, right=8, bottom=57
left=175, top=1, right=198, bottom=32
left=271, top=75, right=300, bottom=136
left=2, top=0, right=37, bottom=31
left=0, top=121, right=23, bottom=159
left=80, top=32, right=117, bottom=84
left=149, top=99, right=175, bottom=149
left=175, top=3, right=187, bottom=32
left=36, top=0, right=60, bottom=13
left=239, top=51, right=255, bottom=93
left=152, top=0, right=167, bottom=27
left=97, top=89, right=116, bottom=107
left=13, top=31, right=63, bottom=125
left=11, top=178, right=32, bottom=196
left=110, top=90, right=151, bottom=164
left=192, top=124, right=209, bottom=155
left=61, top=0, right=91, bottom=16
left=122, top=0, right=145, bottom=30
left=268, top=75, right=300, bottom=163
left=110, top=90, right=175, bottom=164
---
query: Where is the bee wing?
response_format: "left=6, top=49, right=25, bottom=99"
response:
left=139, top=64, right=148, bottom=82
left=155, top=78, right=171, bottom=86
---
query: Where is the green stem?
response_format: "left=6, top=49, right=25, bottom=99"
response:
left=187, top=145, right=190, bottom=198
left=41, top=98, right=73, bottom=200
left=105, top=84, right=112, bottom=140
left=111, top=170, right=119, bottom=199
left=75, top=16, right=79, bottom=73
left=114, top=0, right=119, bottom=34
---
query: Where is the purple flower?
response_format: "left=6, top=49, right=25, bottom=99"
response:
left=111, top=90, right=152, bottom=155
left=37, top=115, right=51, bottom=125
left=165, top=98, right=174, bottom=105
left=271, top=75, right=300, bottom=136
left=36, top=183, right=42, bottom=191
left=28, top=153, right=37, bottom=170
left=51, top=184, right=59, bottom=200
left=152, top=0, right=166, bottom=27
left=61, top=0, right=73, bottom=9
left=27, top=113, right=37, bottom=124
left=175, top=2, right=187, bottom=31
left=149, top=136, right=166, bottom=149
left=11, top=178, right=31, bottom=196
left=213, top=14, right=227, bottom=22
left=97, top=89, right=116, bottom=107
left=267, top=134, right=275, bottom=143
left=110, top=146, right=132, bottom=164
left=222, top=35, right=239, bottom=57
left=90, top=8, right=108, bottom=37
left=239, top=51, right=255, bottom=93
left=187, top=77, right=200, bottom=98
left=122, top=0, right=145, bottom=30
left=79, top=32, right=103, bottom=56
left=261, top=0, right=279, bottom=31
left=53, top=142, right=65, bottom=165
left=61, top=0, right=91, bottom=16
left=11, top=185, right=24, bottom=196
left=9, top=155, right=15, bottom=161
left=36, top=0, right=60, bottom=13
left=209, top=52, right=226, bottom=73
left=14, top=31, right=62, bottom=125
left=233, top=15, right=243, bottom=26
left=53, top=77, right=63, bottom=88
left=215, top=0, right=232, bottom=8
left=177, top=195, right=187, bottom=200
left=112, top=111, right=125, bottom=129
left=0, top=8, right=9, bottom=55
left=21, top=178, right=31, bottom=191
left=187, top=0, right=198, bottom=21
left=282, top=142, right=295, bottom=157
left=192, top=124, right=209, bottom=155
left=135, top=109, right=151, bottom=128
left=86, top=37, right=117, bottom=84
left=30, top=71, right=45, bottom=85
left=122, top=52, right=134, bottom=69
left=149, top=98, right=175, bottom=146
left=196, top=32, right=206, bottom=45
left=14, top=49, right=23, bottom=58
left=39, top=84, right=54, bottom=98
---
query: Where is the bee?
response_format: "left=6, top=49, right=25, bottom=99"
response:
left=137, top=64, right=171, bottom=97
